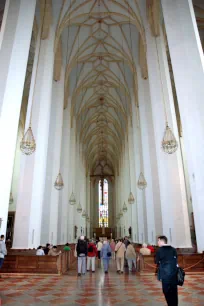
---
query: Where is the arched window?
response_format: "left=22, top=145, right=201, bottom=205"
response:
left=99, top=179, right=108, bottom=227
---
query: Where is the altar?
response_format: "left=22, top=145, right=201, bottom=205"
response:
left=94, top=227, right=114, bottom=239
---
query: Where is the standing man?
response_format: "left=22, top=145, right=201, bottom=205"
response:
left=156, top=235, right=178, bottom=306
left=77, top=236, right=88, bottom=276
left=0, top=235, right=7, bottom=270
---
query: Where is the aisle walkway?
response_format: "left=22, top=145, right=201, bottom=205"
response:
left=0, top=264, right=203, bottom=305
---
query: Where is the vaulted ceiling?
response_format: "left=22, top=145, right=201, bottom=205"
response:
left=20, top=0, right=203, bottom=177
left=54, top=0, right=147, bottom=176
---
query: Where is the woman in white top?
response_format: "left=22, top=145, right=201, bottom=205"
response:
left=36, top=246, right=45, bottom=256
left=115, top=239, right=126, bottom=274
left=97, top=240, right=103, bottom=259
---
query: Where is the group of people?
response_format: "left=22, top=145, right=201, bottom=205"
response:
left=36, top=243, right=71, bottom=256
left=0, top=233, right=180, bottom=306
left=76, top=235, right=179, bottom=306
left=76, top=236, right=140, bottom=276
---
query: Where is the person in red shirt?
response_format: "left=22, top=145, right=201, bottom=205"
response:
left=147, top=245, right=155, bottom=253
left=87, top=240, right=98, bottom=272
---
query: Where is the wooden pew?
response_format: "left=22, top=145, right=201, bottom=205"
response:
left=141, top=253, right=204, bottom=274
left=0, top=252, right=69, bottom=275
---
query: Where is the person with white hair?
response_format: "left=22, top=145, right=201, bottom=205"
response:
left=76, top=236, right=88, bottom=276
left=139, top=243, right=151, bottom=256
left=100, top=240, right=112, bottom=274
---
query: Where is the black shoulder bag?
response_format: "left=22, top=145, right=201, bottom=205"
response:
left=177, top=267, right=185, bottom=286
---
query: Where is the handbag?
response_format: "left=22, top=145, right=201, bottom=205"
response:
left=107, top=252, right=111, bottom=257
left=177, top=266, right=185, bottom=286
left=115, top=242, right=123, bottom=254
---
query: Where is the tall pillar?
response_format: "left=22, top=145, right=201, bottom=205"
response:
left=90, top=178, right=94, bottom=238
left=59, top=101, right=71, bottom=244
left=127, top=119, right=139, bottom=242
left=13, top=25, right=55, bottom=248
left=145, top=21, right=191, bottom=248
left=0, top=0, right=36, bottom=236
left=138, top=71, right=161, bottom=244
left=74, top=140, right=81, bottom=240
left=67, top=121, right=76, bottom=243
left=48, top=77, right=64, bottom=245
left=161, top=0, right=204, bottom=252
left=131, top=111, right=147, bottom=243
left=41, top=75, right=64, bottom=245
left=86, top=174, right=91, bottom=238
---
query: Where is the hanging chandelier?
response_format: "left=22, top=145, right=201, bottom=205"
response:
left=128, top=192, right=135, bottom=204
left=9, top=192, right=13, bottom=205
left=162, top=123, right=178, bottom=154
left=77, top=202, right=82, bottom=213
left=20, top=1, right=48, bottom=156
left=82, top=210, right=86, bottom=218
left=122, top=202, right=128, bottom=213
left=154, top=37, right=178, bottom=155
left=20, top=126, right=36, bottom=155
left=138, top=172, right=147, bottom=190
left=69, top=192, right=76, bottom=205
left=54, top=172, right=64, bottom=190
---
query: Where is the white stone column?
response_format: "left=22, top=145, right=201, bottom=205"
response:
left=90, top=178, right=94, bottom=238
left=59, top=101, right=71, bottom=244
left=131, top=109, right=147, bottom=243
left=49, top=79, right=64, bottom=245
left=127, top=120, right=139, bottom=242
left=13, top=25, right=55, bottom=248
left=41, top=74, right=64, bottom=245
left=138, top=72, right=161, bottom=244
left=161, top=0, right=204, bottom=252
left=0, top=0, right=36, bottom=236
left=74, top=140, right=81, bottom=240
left=67, top=120, right=76, bottom=243
left=145, top=22, right=191, bottom=248
left=86, top=174, right=91, bottom=238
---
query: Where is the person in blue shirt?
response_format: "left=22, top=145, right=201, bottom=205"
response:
left=101, top=240, right=112, bottom=274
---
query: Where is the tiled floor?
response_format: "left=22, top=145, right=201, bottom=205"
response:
left=0, top=263, right=204, bottom=305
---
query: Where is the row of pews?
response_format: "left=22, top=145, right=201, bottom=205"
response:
left=0, top=245, right=77, bottom=275
left=0, top=244, right=203, bottom=275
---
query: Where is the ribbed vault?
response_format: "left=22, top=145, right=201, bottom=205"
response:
left=54, top=0, right=146, bottom=176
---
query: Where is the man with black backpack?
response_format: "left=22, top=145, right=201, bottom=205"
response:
left=77, top=236, right=88, bottom=276
left=156, top=235, right=178, bottom=306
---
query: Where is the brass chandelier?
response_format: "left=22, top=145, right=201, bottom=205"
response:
left=20, top=0, right=47, bottom=155
left=155, top=37, right=178, bottom=154
left=69, top=191, right=76, bottom=205
left=137, top=172, right=147, bottom=190
left=162, top=123, right=178, bottom=154
left=20, top=126, right=36, bottom=155
left=77, top=202, right=82, bottom=213
left=128, top=192, right=135, bottom=204
left=122, top=202, right=128, bottom=213
left=82, top=210, right=86, bottom=218
left=54, top=172, right=64, bottom=190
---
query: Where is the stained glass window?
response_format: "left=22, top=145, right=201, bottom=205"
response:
left=99, top=179, right=108, bottom=227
